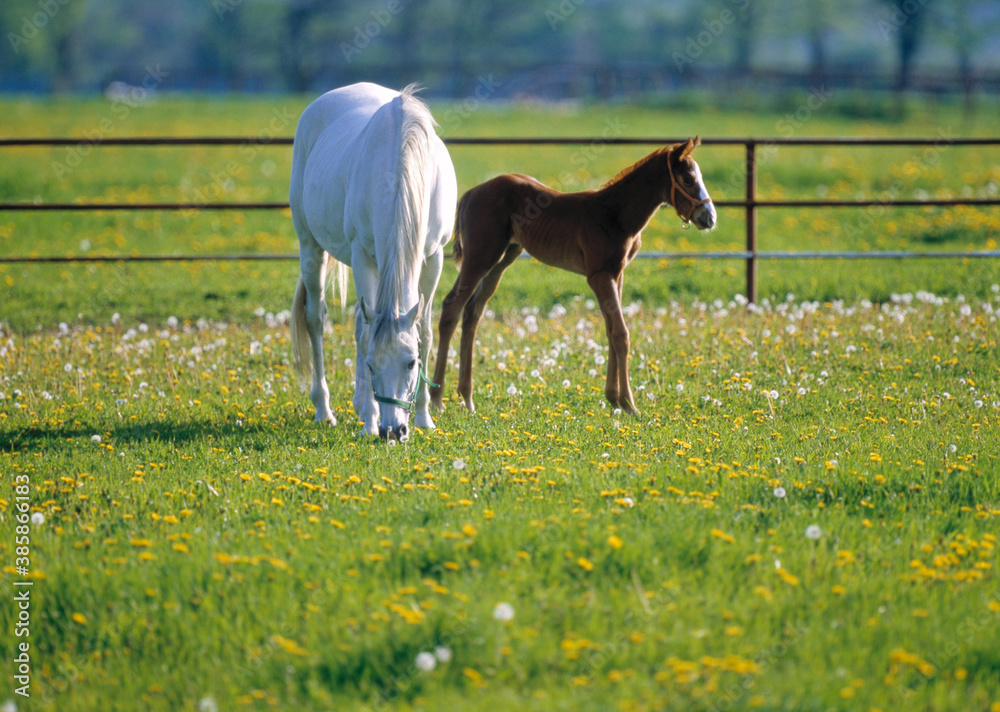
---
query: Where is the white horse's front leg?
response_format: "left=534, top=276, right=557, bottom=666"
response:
left=414, top=248, right=444, bottom=431
left=353, top=305, right=379, bottom=437
left=352, top=248, right=380, bottom=437
left=300, top=250, right=336, bottom=424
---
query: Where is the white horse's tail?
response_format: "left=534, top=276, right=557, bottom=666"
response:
left=291, top=253, right=349, bottom=387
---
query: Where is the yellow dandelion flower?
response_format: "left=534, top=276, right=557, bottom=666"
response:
left=272, top=635, right=308, bottom=656
left=462, top=524, right=478, bottom=537
left=577, top=557, right=594, bottom=572
left=72, top=612, right=87, bottom=625
left=607, top=535, right=623, bottom=550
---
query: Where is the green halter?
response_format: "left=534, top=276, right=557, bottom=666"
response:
left=372, top=362, right=439, bottom=412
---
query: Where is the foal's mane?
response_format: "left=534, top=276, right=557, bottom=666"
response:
left=603, top=141, right=695, bottom=188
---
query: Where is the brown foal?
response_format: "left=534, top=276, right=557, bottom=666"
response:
left=429, top=137, right=716, bottom=415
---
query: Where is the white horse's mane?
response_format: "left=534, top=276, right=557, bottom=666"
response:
left=373, top=84, right=436, bottom=336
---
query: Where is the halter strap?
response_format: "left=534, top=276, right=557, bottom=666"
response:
left=372, top=363, right=439, bottom=412
left=667, top=156, right=711, bottom=227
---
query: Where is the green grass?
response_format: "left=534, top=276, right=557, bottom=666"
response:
left=1, top=96, right=999, bottom=711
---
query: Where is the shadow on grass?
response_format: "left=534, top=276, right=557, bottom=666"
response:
left=1, top=415, right=321, bottom=453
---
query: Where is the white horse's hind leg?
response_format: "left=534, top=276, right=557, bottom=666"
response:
left=301, top=249, right=336, bottom=424
left=414, top=247, right=444, bottom=430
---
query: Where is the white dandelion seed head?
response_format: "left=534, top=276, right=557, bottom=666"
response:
left=415, top=651, right=437, bottom=672
left=675, top=383, right=684, bottom=393
left=805, top=525, right=822, bottom=540
left=91, top=435, right=102, bottom=443
left=493, top=602, right=515, bottom=622
left=773, top=487, right=786, bottom=498
left=506, top=384, right=518, bottom=396
left=434, top=646, right=452, bottom=663
left=197, top=697, right=218, bottom=712
left=452, top=459, right=466, bottom=470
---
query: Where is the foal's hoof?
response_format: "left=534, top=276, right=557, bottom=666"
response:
left=461, top=397, right=476, bottom=414
left=315, top=412, right=337, bottom=426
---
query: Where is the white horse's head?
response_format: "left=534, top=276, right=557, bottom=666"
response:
left=359, top=296, right=424, bottom=441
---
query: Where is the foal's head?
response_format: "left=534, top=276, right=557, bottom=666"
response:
left=664, top=137, right=716, bottom=231
left=359, top=297, right=424, bottom=441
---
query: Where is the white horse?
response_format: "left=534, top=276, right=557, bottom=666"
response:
left=289, top=83, right=457, bottom=439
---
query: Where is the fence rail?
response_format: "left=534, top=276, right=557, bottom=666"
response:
left=3, top=136, right=999, bottom=302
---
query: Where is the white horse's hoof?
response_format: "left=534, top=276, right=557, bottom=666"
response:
left=415, top=412, right=436, bottom=430
left=357, top=424, right=378, bottom=438
left=315, top=412, right=336, bottom=425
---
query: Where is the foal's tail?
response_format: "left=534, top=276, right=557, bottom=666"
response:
left=291, top=252, right=349, bottom=387
left=451, top=189, right=472, bottom=268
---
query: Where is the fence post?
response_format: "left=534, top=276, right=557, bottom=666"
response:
left=745, top=140, right=758, bottom=304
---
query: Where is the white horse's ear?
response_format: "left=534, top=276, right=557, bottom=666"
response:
left=358, top=297, right=376, bottom=326
left=401, top=296, right=424, bottom=331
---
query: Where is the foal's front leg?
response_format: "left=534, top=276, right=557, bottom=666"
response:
left=587, top=271, right=639, bottom=415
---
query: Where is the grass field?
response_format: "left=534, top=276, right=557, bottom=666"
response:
left=1, top=95, right=1000, bottom=711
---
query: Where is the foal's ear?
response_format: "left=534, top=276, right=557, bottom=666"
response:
left=357, top=297, right=376, bottom=326
left=682, top=136, right=700, bottom=159
left=400, top=295, right=424, bottom=331
left=669, top=137, right=698, bottom=164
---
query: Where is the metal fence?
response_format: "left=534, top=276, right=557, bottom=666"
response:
left=2, top=136, right=999, bottom=303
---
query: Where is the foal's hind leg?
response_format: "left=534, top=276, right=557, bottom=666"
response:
left=457, top=244, right=523, bottom=413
